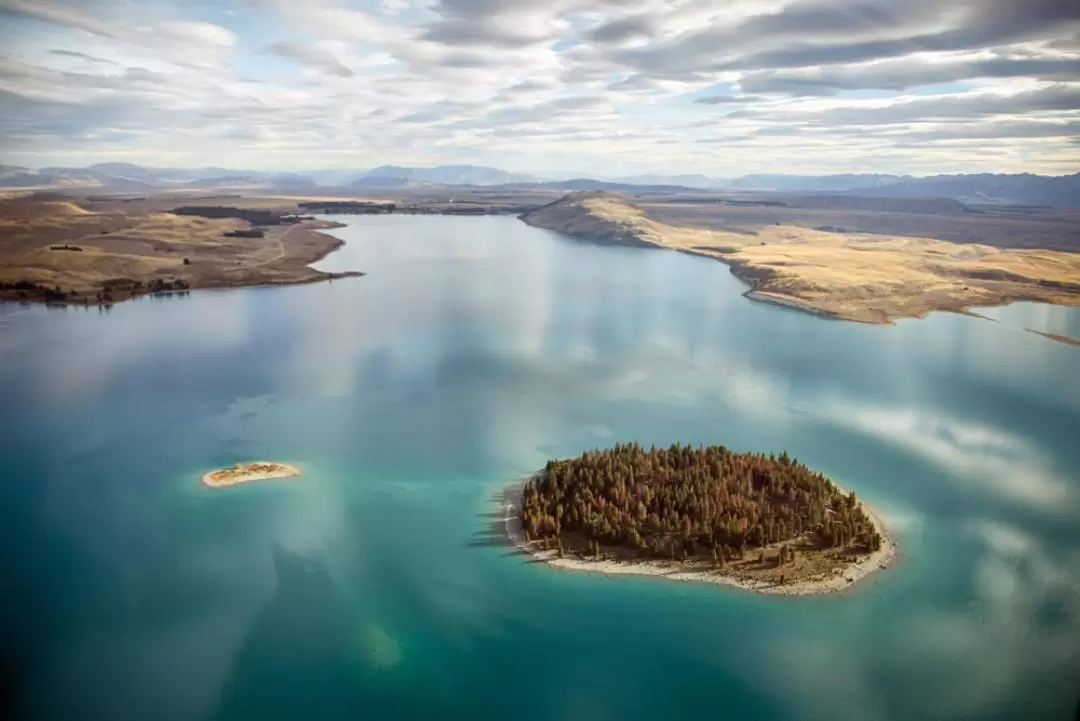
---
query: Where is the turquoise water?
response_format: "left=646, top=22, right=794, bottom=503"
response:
left=2, top=214, right=1079, bottom=721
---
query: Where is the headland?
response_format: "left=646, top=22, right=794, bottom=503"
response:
left=520, top=191, right=1080, bottom=338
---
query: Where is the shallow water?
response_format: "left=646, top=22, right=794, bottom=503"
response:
left=2, top=214, right=1079, bottom=721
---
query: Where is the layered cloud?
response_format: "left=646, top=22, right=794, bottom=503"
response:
left=0, top=0, right=1077, bottom=173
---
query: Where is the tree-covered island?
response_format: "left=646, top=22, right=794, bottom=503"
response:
left=515, top=442, right=893, bottom=594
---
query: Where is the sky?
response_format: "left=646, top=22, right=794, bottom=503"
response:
left=0, top=0, right=1078, bottom=176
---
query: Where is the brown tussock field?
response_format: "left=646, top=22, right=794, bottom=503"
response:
left=522, top=192, right=1080, bottom=335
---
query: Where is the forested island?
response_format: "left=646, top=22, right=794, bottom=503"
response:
left=510, top=442, right=894, bottom=595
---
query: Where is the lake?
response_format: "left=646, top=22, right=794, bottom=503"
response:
left=2, top=214, right=1079, bottom=721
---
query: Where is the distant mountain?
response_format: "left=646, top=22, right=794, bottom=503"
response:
left=265, top=172, right=318, bottom=189
left=0, top=164, right=52, bottom=187
left=612, top=174, right=727, bottom=189
left=0, top=163, right=30, bottom=177
left=726, top=174, right=909, bottom=192
left=356, top=164, right=539, bottom=185
left=791, top=194, right=968, bottom=216
left=301, top=169, right=366, bottom=186
left=177, top=175, right=258, bottom=188
left=3, top=162, right=1079, bottom=207
left=850, top=173, right=1080, bottom=207
left=39, top=164, right=174, bottom=189
left=503, top=178, right=697, bottom=193
left=179, top=170, right=323, bottom=189
left=2, top=164, right=322, bottom=191
left=2, top=165, right=116, bottom=188
left=84, top=162, right=155, bottom=179
left=346, top=175, right=438, bottom=189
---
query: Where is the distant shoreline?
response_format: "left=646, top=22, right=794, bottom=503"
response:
left=501, top=473, right=896, bottom=597
left=0, top=217, right=363, bottom=308
left=519, top=192, right=1080, bottom=343
left=202, top=461, right=301, bottom=488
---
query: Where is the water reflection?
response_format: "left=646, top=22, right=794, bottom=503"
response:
left=2, top=215, right=1079, bottom=721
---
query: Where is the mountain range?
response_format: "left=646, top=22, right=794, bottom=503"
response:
left=2, top=163, right=1078, bottom=208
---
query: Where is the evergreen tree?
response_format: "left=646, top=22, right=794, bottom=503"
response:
left=520, top=443, right=877, bottom=567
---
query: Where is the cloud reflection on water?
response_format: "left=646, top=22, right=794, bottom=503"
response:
left=813, top=399, right=1072, bottom=512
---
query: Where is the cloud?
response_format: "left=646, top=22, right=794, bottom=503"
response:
left=782, top=84, right=1080, bottom=126
left=888, top=119, right=1080, bottom=142
left=741, top=55, right=1080, bottom=95
left=159, top=21, right=236, bottom=49
left=611, top=0, right=1080, bottom=77
left=814, top=399, right=1073, bottom=511
left=590, top=14, right=657, bottom=44
left=49, top=49, right=116, bottom=65
left=968, top=519, right=1036, bottom=559
left=268, top=41, right=354, bottom=77
left=381, top=0, right=412, bottom=15
left=0, top=0, right=120, bottom=38
left=695, top=95, right=761, bottom=104
left=1, top=0, right=1078, bottom=173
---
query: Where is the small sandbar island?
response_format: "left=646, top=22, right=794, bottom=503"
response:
left=202, top=461, right=301, bottom=489
left=506, top=443, right=896, bottom=596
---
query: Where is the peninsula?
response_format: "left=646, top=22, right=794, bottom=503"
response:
left=202, top=462, right=301, bottom=488
left=506, top=442, right=895, bottom=596
left=521, top=192, right=1080, bottom=335
left=0, top=193, right=362, bottom=306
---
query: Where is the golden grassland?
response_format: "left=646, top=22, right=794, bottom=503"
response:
left=523, top=193, right=1080, bottom=335
left=0, top=195, right=357, bottom=303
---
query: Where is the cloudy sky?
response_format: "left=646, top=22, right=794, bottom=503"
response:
left=1, top=0, right=1078, bottom=175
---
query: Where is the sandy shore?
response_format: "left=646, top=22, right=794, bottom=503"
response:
left=202, top=461, right=301, bottom=488
left=501, top=474, right=896, bottom=597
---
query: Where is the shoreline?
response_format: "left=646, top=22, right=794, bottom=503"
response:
left=518, top=192, right=1080, bottom=343
left=202, top=461, right=301, bottom=488
left=501, top=473, right=897, bottom=597
left=1026, top=328, right=1080, bottom=346
left=0, top=222, right=362, bottom=308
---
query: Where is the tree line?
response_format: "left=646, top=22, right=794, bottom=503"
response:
left=521, top=442, right=883, bottom=562
left=1, top=277, right=190, bottom=304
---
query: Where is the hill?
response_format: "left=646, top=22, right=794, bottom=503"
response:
left=521, top=191, right=1080, bottom=330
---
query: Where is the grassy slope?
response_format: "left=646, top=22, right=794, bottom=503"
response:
left=522, top=192, right=1080, bottom=329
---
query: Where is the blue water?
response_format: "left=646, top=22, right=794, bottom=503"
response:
left=2, top=214, right=1079, bottom=721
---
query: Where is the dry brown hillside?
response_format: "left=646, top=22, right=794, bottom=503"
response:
left=522, top=192, right=1080, bottom=333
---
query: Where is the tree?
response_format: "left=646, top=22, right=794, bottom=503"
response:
left=519, top=442, right=876, bottom=569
